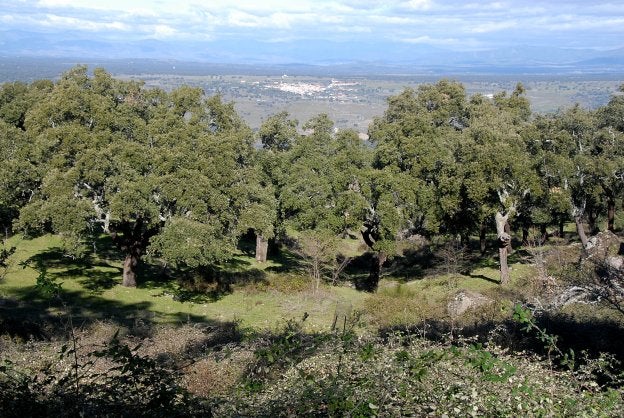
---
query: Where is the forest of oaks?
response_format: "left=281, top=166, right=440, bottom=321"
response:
left=1, top=65, right=623, bottom=290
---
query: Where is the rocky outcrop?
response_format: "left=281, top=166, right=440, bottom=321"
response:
left=447, top=290, right=492, bottom=317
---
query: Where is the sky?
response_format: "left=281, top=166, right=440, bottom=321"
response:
left=1, top=0, right=624, bottom=63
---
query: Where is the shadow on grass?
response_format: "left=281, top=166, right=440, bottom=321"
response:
left=140, top=263, right=269, bottom=303
left=265, top=246, right=306, bottom=274
left=468, top=273, right=500, bottom=285
left=21, top=247, right=124, bottom=294
left=385, top=248, right=431, bottom=280
left=0, top=283, right=231, bottom=341
left=21, top=247, right=91, bottom=270
left=379, top=312, right=624, bottom=367
left=507, top=248, right=533, bottom=264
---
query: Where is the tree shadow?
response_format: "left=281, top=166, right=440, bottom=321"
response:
left=21, top=247, right=124, bottom=294
left=386, top=246, right=434, bottom=279
left=236, top=230, right=257, bottom=257
left=90, top=233, right=124, bottom=260
left=264, top=246, right=306, bottom=274
left=78, top=269, right=122, bottom=293
left=21, top=247, right=92, bottom=270
left=0, top=281, right=235, bottom=342
left=141, top=263, right=269, bottom=303
left=507, top=248, right=533, bottom=264
left=473, top=256, right=499, bottom=269
left=467, top=273, right=500, bottom=284
left=379, top=312, right=624, bottom=365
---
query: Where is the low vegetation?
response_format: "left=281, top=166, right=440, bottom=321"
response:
left=2, top=228, right=624, bottom=416
left=1, top=67, right=623, bottom=415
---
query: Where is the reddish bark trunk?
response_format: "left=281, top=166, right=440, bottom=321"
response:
left=110, top=217, right=157, bottom=287
left=122, top=253, right=138, bottom=287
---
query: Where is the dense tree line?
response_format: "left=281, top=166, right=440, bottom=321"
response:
left=1, top=67, right=622, bottom=288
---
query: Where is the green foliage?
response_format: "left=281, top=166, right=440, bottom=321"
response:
left=513, top=303, right=575, bottom=368
left=11, top=66, right=263, bottom=284
left=32, top=261, right=63, bottom=298
left=466, top=343, right=517, bottom=382
left=280, top=117, right=370, bottom=235
left=217, top=329, right=624, bottom=417
left=0, top=244, right=15, bottom=280
left=259, top=110, right=298, bottom=152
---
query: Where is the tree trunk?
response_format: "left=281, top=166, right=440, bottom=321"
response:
left=110, top=217, right=156, bottom=288
left=313, top=258, right=321, bottom=293
left=575, top=215, right=589, bottom=249
left=540, top=224, right=548, bottom=244
left=522, top=227, right=529, bottom=245
left=499, top=246, right=510, bottom=285
left=559, top=219, right=565, bottom=237
left=479, top=222, right=487, bottom=255
left=607, top=196, right=616, bottom=232
left=504, top=220, right=513, bottom=253
left=460, top=233, right=470, bottom=251
left=122, top=253, right=138, bottom=287
left=367, top=251, right=386, bottom=292
left=255, top=234, right=268, bottom=263
left=495, top=212, right=511, bottom=285
left=588, top=208, right=599, bottom=235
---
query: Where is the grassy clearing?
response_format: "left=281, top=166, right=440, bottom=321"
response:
left=0, top=234, right=369, bottom=331
left=0, top=232, right=578, bottom=334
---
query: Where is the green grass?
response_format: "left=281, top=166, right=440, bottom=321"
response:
left=0, top=232, right=545, bottom=334
left=0, top=234, right=368, bottom=331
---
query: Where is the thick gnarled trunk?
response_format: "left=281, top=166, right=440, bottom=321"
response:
left=367, top=251, right=386, bottom=292
left=111, top=217, right=157, bottom=287
left=255, top=234, right=268, bottom=263
left=122, top=253, right=139, bottom=287
left=504, top=220, right=513, bottom=253
left=361, top=222, right=385, bottom=292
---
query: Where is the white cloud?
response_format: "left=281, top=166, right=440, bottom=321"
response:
left=2, top=0, right=623, bottom=52
left=151, top=24, right=176, bottom=38
left=470, top=20, right=518, bottom=33
left=42, top=13, right=130, bottom=31
left=227, top=10, right=263, bottom=27
left=404, top=0, right=432, bottom=10
left=268, top=12, right=295, bottom=29
left=402, top=35, right=459, bottom=45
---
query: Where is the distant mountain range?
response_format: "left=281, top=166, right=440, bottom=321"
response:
left=1, top=30, right=623, bottom=76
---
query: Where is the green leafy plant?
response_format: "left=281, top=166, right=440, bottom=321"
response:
left=513, top=303, right=575, bottom=368
left=466, top=343, right=517, bottom=382
left=30, top=261, right=63, bottom=298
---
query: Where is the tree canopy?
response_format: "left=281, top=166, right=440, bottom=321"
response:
left=1, top=68, right=623, bottom=289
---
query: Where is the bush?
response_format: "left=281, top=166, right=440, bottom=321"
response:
left=0, top=329, right=210, bottom=417
left=216, top=330, right=624, bottom=417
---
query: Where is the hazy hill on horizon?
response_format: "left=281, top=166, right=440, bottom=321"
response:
left=2, top=30, right=624, bottom=74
